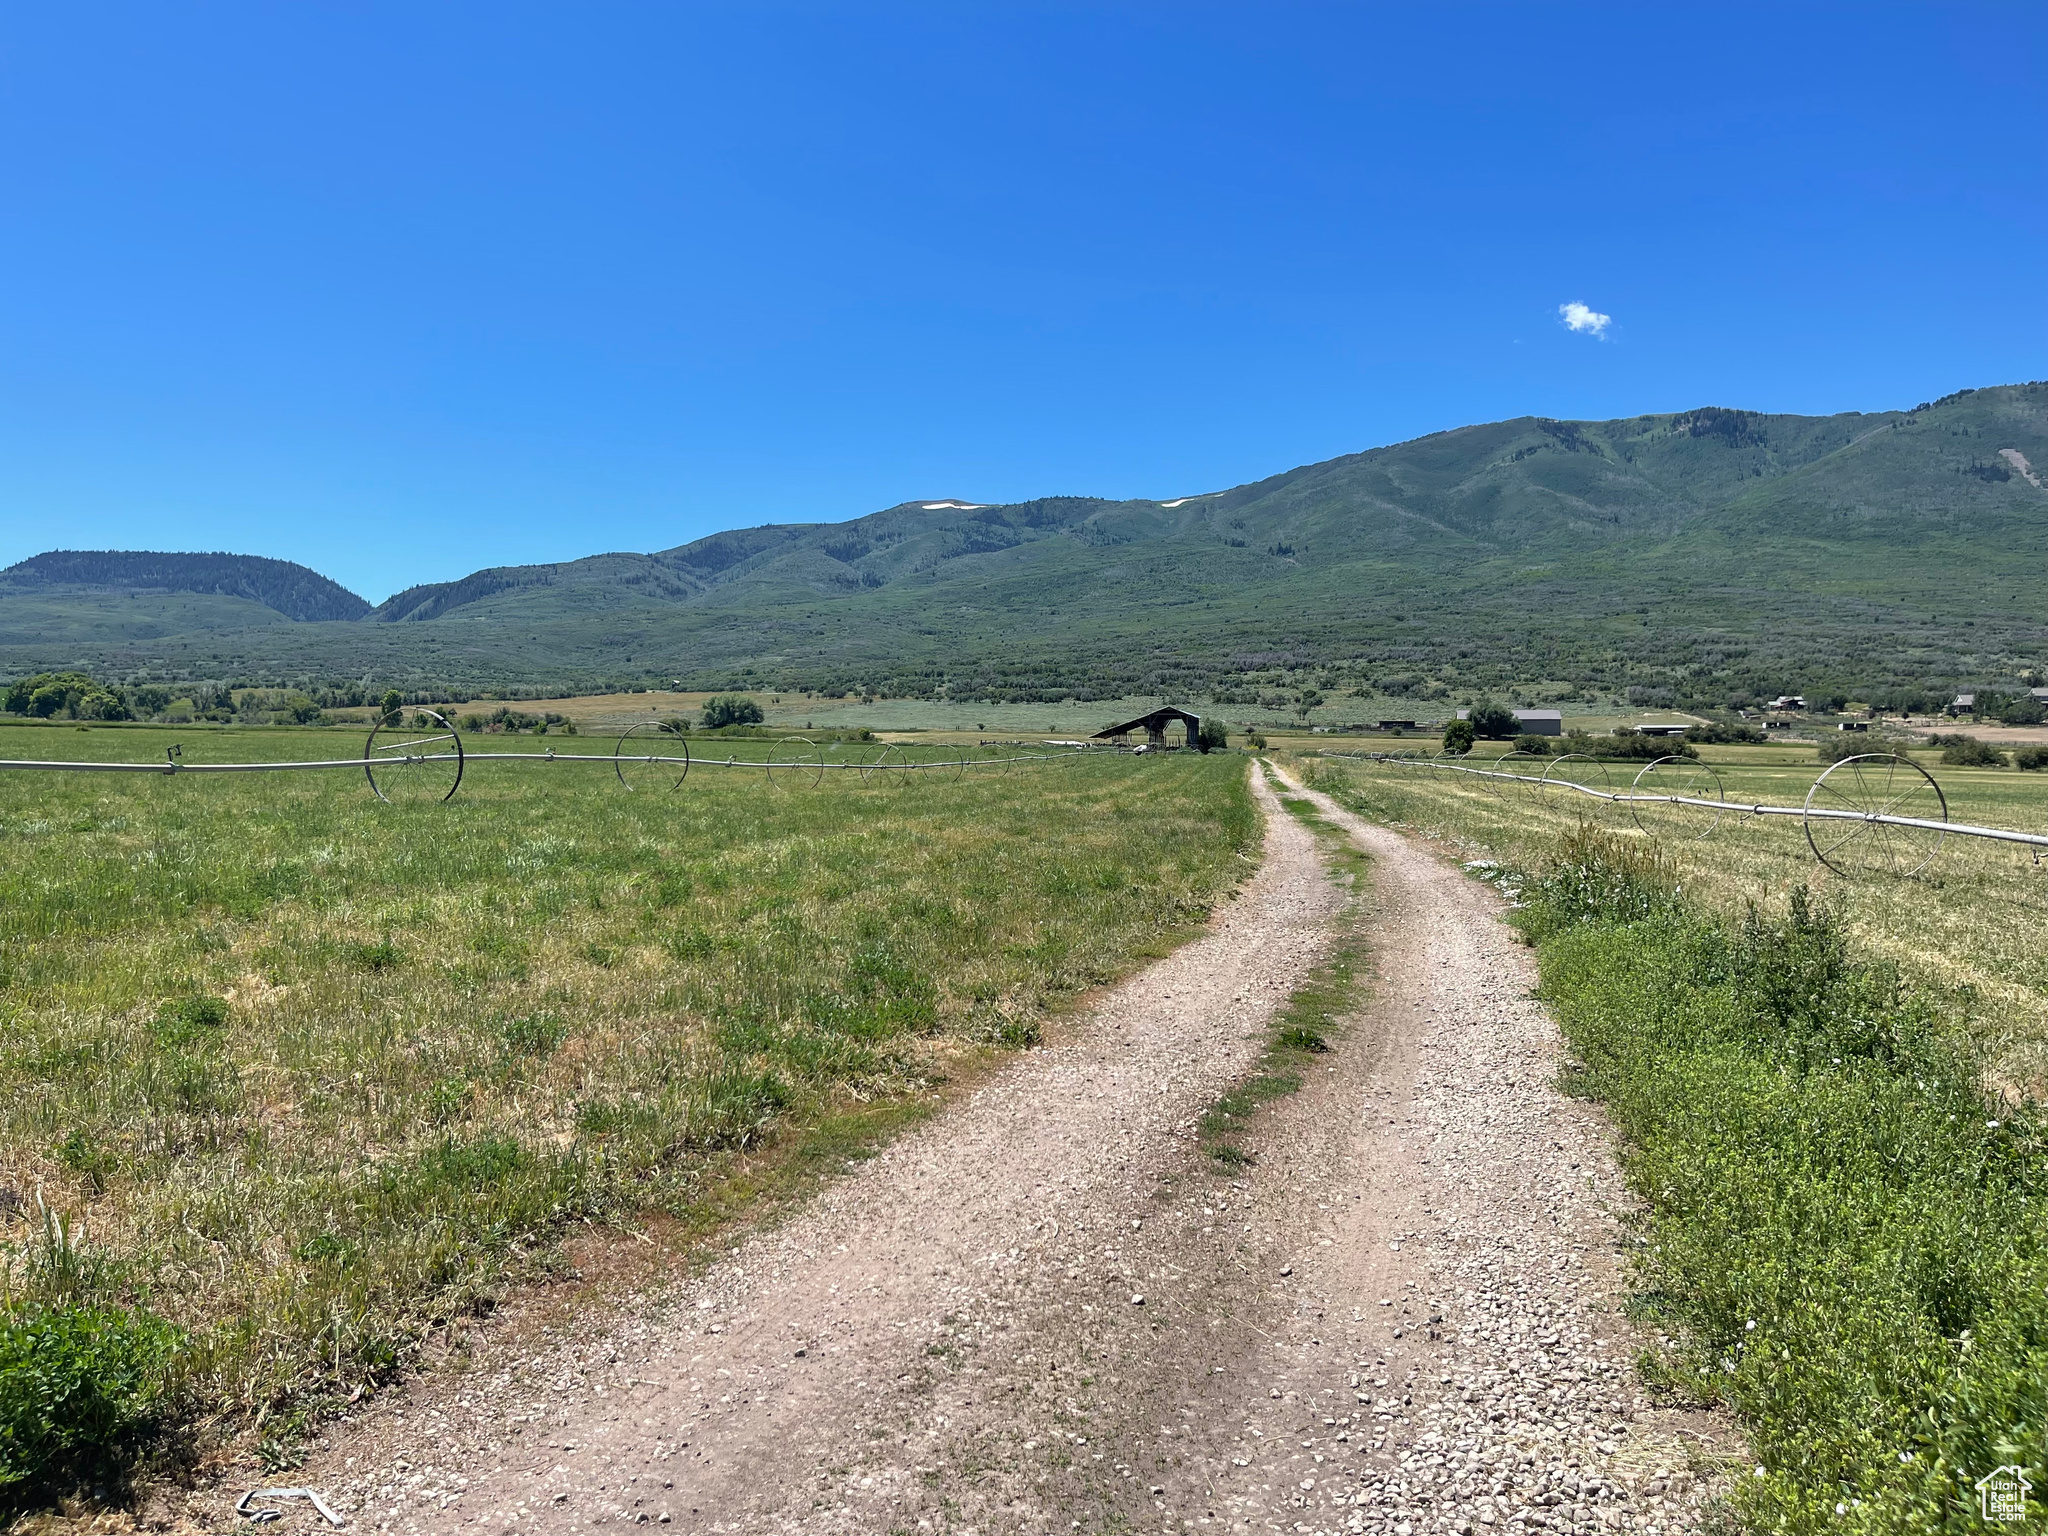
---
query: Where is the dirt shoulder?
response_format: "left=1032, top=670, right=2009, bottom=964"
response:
left=185, top=766, right=1730, bottom=1536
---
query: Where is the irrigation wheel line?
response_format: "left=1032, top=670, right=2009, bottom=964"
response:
left=363, top=710, right=464, bottom=804
left=613, top=722, right=691, bottom=792
left=1629, top=755, right=1727, bottom=840
left=1803, top=752, right=1950, bottom=878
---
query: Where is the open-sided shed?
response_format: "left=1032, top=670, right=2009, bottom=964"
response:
left=1094, top=707, right=1201, bottom=750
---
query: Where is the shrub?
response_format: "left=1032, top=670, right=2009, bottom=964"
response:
left=0, top=1303, right=182, bottom=1492
left=1511, top=733, right=1554, bottom=756
left=2016, top=745, right=2048, bottom=771
left=1938, top=735, right=2008, bottom=768
left=1684, top=720, right=1767, bottom=745
left=1596, top=729, right=1698, bottom=761
left=1515, top=823, right=1678, bottom=941
left=700, top=694, right=765, bottom=729
left=1815, top=735, right=1875, bottom=763
left=1441, top=718, right=1476, bottom=754
left=1195, top=719, right=1229, bottom=753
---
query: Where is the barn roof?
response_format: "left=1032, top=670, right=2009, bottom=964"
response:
left=1093, top=706, right=1202, bottom=739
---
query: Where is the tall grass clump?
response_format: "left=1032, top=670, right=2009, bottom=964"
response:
left=1518, top=828, right=2048, bottom=1533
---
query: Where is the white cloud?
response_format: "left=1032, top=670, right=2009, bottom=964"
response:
left=1558, top=300, right=1612, bottom=338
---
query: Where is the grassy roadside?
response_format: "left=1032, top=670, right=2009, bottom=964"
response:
left=1355, top=796, right=2048, bottom=1533
left=1197, top=774, right=1369, bottom=1169
left=0, top=733, right=1257, bottom=1505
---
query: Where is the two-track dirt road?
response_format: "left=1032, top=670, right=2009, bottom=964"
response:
left=203, top=766, right=1725, bottom=1536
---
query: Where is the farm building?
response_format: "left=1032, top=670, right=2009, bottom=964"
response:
left=1093, top=707, right=1200, bottom=750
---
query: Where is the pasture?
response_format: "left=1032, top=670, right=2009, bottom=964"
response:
left=0, top=723, right=1254, bottom=1470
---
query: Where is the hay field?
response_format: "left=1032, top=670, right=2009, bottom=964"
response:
left=1300, top=744, right=2048, bottom=1083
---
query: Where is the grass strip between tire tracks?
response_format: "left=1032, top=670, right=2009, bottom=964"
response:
left=1197, top=775, right=1371, bottom=1170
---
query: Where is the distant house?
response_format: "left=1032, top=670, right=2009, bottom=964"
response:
left=1634, top=723, right=1689, bottom=737
left=1950, top=693, right=1976, bottom=716
left=2031, top=687, right=2048, bottom=705
left=1454, top=708, right=1563, bottom=736
left=1838, top=721, right=1870, bottom=732
left=1375, top=719, right=1419, bottom=731
left=1766, top=695, right=1807, bottom=711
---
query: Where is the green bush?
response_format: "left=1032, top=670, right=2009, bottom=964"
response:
left=0, top=1303, right=182, bottom=1491
left=1518, top=828, right=2048, bottom=1532
left=1195, top=719, right=1229, bottom=753
left=2015, top=745, right=2048, bottom=772
left=1596, top=728, right=1698, bottom=760
left=1510, top=732, right=1554, bottom=756
left=1513, top=823, right=1677, bottom=942
left=1937, top=735, right=2008, bottom=768
left=1816, top=734, right=1879, bottom=763
left=700, top=694, right=765, bottom=729
left=1463, top=698, right=1517, bottom=739
left=1683, top=720, right=1767, bottom=745
left=1441, top=718, right=1476, bottom=754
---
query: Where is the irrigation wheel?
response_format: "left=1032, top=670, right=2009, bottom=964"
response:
left=364, top=709, right=465, bottom=804
left=613, top=723, right=690, bottom=792
left=1803, top=753, right=1949, bottom=878
left=1629, top=755, right=1726, bottom=840
left=766, top=735, right=825, bottom=790
left=1538, top=753, right=1614, bottom=815
left=861, top=742, right=907, bottom=786
left=1493, top=751, right=1553, bottom=798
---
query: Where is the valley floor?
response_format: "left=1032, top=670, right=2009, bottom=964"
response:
left=185, top=769, right=1731, bottom=1536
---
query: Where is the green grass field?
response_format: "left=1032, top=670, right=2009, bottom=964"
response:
left=1301, top=743, right=2048, bottom=1083
left=0, top=723, right=1254, bottom=1491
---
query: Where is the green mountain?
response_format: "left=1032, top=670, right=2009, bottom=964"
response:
left=0, top=551, right=372, bottom=651
left=4, top=384, right=2044, bottom=706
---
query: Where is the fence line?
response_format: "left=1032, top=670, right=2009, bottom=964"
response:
left=1322, top=748, right=2048, bottom=878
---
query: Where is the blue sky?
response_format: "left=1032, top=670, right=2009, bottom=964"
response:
left=2, top=3, right=2042, bottom=602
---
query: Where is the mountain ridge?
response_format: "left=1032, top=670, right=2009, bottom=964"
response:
left=4, top=383, right=2044, bottom=705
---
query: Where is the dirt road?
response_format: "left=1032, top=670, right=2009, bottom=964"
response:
left=213, top=766, right=1724, bottom=1536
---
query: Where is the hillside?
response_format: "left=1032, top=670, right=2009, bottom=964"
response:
left=0, top=551, right=372, bottom=647
left=3, top=384, right=2044, bottom=705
